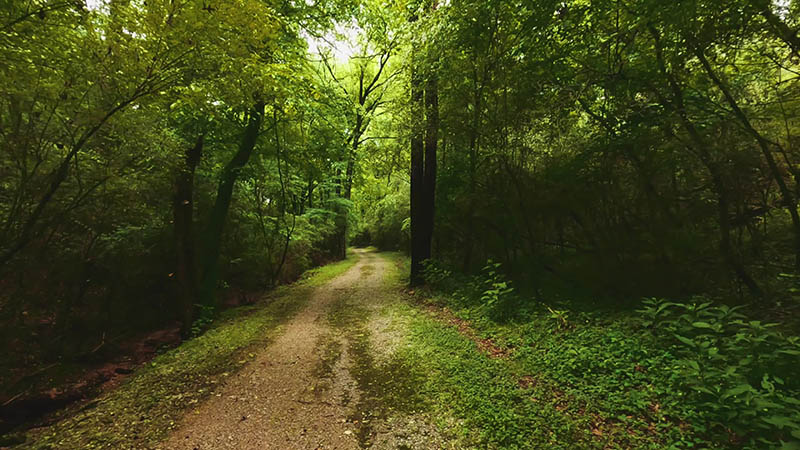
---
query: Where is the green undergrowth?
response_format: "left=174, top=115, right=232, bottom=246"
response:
left=22, top=254, right=358, bottom=449
left=412, top=302, right=687, bottom=449
left=377, top=253, right=601, bottom=448
left=402, top=256, right=800, bottom=449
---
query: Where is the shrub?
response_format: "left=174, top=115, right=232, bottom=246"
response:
left=640, top=298, right=800, bottom=447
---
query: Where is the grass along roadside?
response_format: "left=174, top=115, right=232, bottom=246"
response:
left=391, top=302, right=672, bottom=449
left=349, top=252, right=584, bottom=448
left=18, top=253, right=359, bottom=450
left=387, top=252, right=800, bottom=448
left=374, top=252, right=681, bottom=449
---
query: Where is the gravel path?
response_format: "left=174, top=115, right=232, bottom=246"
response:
left=158, top=249, right=424, bottom=450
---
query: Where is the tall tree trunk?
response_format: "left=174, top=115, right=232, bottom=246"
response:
left=422, top=72, right=438, bottom=261
left=410, top=66, right=426, bottom=286
left=345, top=113, right=362, bottom=200
left=410, top=67, right=439, bottom=286
left=464, top=73, right=482, bottom=271
left=334, top=114, right=361, bottom=261
left=198, top=103, right=265, bottom=308
left=409, top=2, right=438, bottom=286
left=307, top=176, right=314, bottom=209
left=173, top=134, right=203, bottom=337
left=331, top=164, right=347, bottom=260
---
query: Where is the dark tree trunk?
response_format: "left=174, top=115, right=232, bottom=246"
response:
left=273, top=216, right=296, bottom=286
left=198, top=103, right=265, bottom=308
left=331, top=163, right=346, bottom=260
left=464, top=73, right=482, bottom=271
left=410, top=67, right=426, bottom=286
left=422, top=74, right=438, bottom=259
left=173, top=134, right=203, bottom=338
left=344, top=113, right=362, bottom=200
left=307, top=176, right=314, bottom=208
left=410, top=66, right=439, bottom=286
left=333, top=125, right=359, bottom=261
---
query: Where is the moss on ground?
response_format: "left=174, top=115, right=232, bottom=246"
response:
left=311, top=332, right=343, bottom=387
left=21, top=254, right=358, bottom=450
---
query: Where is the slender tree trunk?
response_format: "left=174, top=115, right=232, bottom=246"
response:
left=173, top=134, right=203, bottom=337
left=307, top=176, right=314, bottom=209
left=464, top=74, right=481, bottom=271
left=272, top=110, right=296, bottom=284
left=333, top=114, right=362, bottom=261
left=345, top=113, right=362, bottom=200
left=410, top=2, right=439, bottom=286
left=422, top=73, right=438, bottom=261
left=410, top=66, right=426, bottom=286
left=198, top=103, right=265, bottom=308
left=273, top=215, right=296, bottom=286
left=331, top=163, right=346, bottom=260
left=410, top=66, right=439, bottom=286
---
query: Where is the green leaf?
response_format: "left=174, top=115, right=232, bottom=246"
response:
left=690, top=385, right=714, bottom=395
left=762, top=416, right=797, bottom=429
left=685, top=359, right=700, bottom=371
left=721, top=384, right=753, bottom=400
left=674, top=334, right=696, bottom=347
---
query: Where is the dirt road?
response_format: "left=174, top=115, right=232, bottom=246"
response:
left=159, top=249, right=445, bottom=450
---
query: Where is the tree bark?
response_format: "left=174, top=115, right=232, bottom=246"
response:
left=410, top=66, right=426, bottom=286
left=410, top=64, right=439, bottom=286
left=422, top=73, right=438, bottom=260
left=173, top=134, right=203, bottom=337
left=463, top=72, right=482, bottom=271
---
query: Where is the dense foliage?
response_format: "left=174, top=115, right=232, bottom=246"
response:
left=0, top=0, right=362, bottom=391
left=3, top=0, right=800, bottom=447
left=357, top=0, right=800, bottom=301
